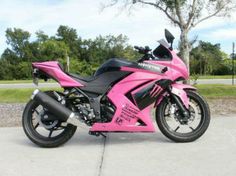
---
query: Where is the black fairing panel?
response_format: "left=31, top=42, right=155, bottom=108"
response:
left=133, top=83, right=158, bottom=110
left=94, top=58, right=138, bottom=76
left=132, top=79, right=172, bottom=110
left=79, top=71, right=131, bottom=95
left=95, top=58, right=165, bottom=75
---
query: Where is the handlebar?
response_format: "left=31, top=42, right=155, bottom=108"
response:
left=134, top=45, right=153, bottom=62
left=134, top=46, right=141, bottom=50
left=133, top=45, right=168, bottom=73
left=134, top=46, right=151, bottom=54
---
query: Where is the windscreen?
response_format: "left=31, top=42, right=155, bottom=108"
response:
left=152, top=39, right=172, bottom=60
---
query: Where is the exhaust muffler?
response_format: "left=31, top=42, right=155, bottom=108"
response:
left=31, top=89, right=86, bottom=127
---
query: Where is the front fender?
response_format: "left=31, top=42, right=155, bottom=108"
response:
left=171, top=83, right=197, bottom=91
left=155, top=83, right=196, bottom=108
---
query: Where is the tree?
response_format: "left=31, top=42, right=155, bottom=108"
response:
left=190, top=41, right=230, bottom=75
left=37, top=39, right=69, bottom=61
left=5, top=28, right=31, bottom=59
left=104, top=0, right=235, bottom=71
left=80, top=34, right=138, bottom=64
left=56, top=25, right=81, bottom=59
left=0, top=26, right=139, bottom=79
left=57, top=25, right=78, bottom=42
left=36, top=30, right=49, bottom=43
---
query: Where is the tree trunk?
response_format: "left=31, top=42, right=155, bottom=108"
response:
left=179, top=30, right=190, bottom=83
left=179, top=30, right=190, bottom=70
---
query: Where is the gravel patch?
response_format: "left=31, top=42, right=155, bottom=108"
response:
left=0, top=103, right=25, bottom=127
left=0, top=99, right=236, bottom=127
left=208, top=99, right=236, bottom=115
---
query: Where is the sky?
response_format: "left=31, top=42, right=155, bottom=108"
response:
left=0, top=0, right=236, bottom=55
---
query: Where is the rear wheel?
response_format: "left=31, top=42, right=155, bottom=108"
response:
left=156, top=90, right=210, bottom=142
left=22, top=91, right=77, bottom=148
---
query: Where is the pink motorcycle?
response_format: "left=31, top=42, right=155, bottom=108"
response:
left=22, top=30, right=210, bottom=147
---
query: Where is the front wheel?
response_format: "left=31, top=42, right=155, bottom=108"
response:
left=156, top=90, right=210, bottom=142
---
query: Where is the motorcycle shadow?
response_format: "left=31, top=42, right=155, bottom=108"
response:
left=16, top=130, right=172, bottom=148
left=104, top=132, right=172, bottom=145
left=69, top=131, right=172, bottom=146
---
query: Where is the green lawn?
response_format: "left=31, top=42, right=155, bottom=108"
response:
left=0, top=84, right=235, bottom=103
left=191, top=75, right=233, bottom=79
left=0, top=88, right=62, bottom=103
left=195, top=84, right=236, bottom=98
left=0, top=80, right=32, bottom=84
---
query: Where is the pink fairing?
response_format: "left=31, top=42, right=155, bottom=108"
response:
left=155, top=83, right=196, bottom=108
left=91, top=76, right=193, bottom=132
left=91, top=72, right=159, bottom=132
left=171, top=83, right=196, bottom=108
left=172, top=83, right=196, bottom=91
left=91, top=46, right=193, bottom=132
left=145, top=51, right=189, bottom=81
left=32, top=61, right=83, bottom=87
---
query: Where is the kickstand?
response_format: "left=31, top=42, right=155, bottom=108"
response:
left=100, top=132, right=107, bottom=138
left=89, top=131, right=107, bottom=138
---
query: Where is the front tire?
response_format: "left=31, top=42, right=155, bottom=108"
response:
left=22, top=91, right=77, bottom=148
left=156, top=90, right=210, bottom=142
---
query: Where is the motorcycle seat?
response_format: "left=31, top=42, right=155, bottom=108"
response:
left=59, top=61, right=95, bottom=82
left=67, top=73, right=95, bottom=82
left=67, top=58, right=136, bottom=83
left=64, top=58, right=135, bottom=95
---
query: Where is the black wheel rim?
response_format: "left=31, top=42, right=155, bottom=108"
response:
left=28, top=101, right=70, bottom=140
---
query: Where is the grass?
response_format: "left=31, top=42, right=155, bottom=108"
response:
left=0, top=79, right=56, bottom=84
left=190, top=75, right=233, bottom=79
left=0, top=84, right=235, bottom=103
left=0, top=88, right=62, bottom=103
left=195, top=84, right=236, bottom=98
left=0, top=80, right=32, bottom=84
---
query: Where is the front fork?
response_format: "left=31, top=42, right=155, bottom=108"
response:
left=162, top=82, right=199, bottom=124
left=166, top=86, right=190, bottom=123
left=156, top=83, right=196, bottom=123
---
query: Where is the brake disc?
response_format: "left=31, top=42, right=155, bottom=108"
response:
left=187, top=101, right=199, bottom=124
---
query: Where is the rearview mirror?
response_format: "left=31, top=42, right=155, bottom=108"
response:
left=165, top=29, right=175, bottom=50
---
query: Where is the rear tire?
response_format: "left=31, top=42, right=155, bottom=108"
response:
left=156, top=90, right=210, bottom=142
left=22, top=91, right=77, bottom=148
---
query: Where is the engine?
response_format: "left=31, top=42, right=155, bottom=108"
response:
left=100, top=98, right=116, bottom=123
left=63, top=89, right=115, bottom=125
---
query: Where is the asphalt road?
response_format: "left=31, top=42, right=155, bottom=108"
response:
left=0, top=82, right=59, bottom=89
left=0, top=79, right=236, bottom=89
left=0, top=115, right=236, bottom=176
left=194, top=78, right=236, bottom=85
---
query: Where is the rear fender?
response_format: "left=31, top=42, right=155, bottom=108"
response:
left=155, top=83, right=196, bottom=108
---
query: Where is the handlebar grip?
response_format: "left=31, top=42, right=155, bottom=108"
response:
left=134, top=46, right=145, bottom=54
left=144, top=46, right=151, bottom=52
